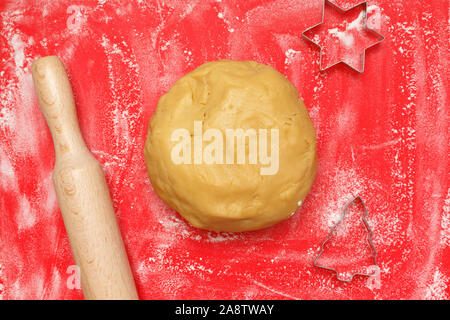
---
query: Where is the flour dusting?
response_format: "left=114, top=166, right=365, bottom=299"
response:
left=16, top=195, right=37, bottom=231
left=328, top=28, right=354, bottom=48
left=425, top=268, right=449, bottom=300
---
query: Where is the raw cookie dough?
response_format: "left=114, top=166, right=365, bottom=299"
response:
left=144, top=60, right=317, bottom=232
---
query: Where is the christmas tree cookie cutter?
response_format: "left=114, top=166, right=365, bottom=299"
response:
left=313, top=195, right=378, bottom=282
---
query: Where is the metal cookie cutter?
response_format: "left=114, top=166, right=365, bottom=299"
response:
left=313, top=195, right=378, bottom=282
left=302, top=0, right=385, bottom=73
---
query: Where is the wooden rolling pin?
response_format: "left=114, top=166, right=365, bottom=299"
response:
left=32, top=56, right=138, bottom=300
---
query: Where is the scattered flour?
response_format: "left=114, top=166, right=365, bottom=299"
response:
left=328, top=28, right=354, bottom=48
left=284, top=48, right=301, bottom=65
left=440, top=189, right=450, bottom=246
left=0, top=149, right=15, bottom=189
left=16, top=195, right=37, bottom=231
left=425, top=268, right=449, bottom=300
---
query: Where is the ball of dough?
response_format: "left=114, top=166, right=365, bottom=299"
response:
left=144, top=60, right=317, bottom=232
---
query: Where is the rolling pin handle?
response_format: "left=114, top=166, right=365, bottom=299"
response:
left=32, top=56, right=87, bottom=158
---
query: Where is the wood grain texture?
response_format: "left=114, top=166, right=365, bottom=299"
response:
left=31, top=56, right=138, bottom=300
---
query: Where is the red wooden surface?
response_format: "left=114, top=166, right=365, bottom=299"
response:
left=0, top=0, right=448, bottom=299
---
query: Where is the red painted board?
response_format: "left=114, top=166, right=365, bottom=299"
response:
left=0, top=0, right=448, bottom=299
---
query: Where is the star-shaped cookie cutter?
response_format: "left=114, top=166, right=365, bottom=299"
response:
left=313, top=195, right=378, bottom=282
left=302, top=0, right=385, bottom=73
